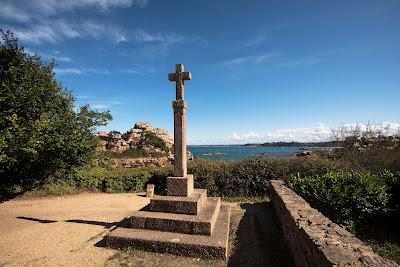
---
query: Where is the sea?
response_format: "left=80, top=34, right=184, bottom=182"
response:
left=187, top=145, right=305, bottom=161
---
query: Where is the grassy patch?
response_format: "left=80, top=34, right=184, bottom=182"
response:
left=369, top=241, right=400, bottom=264
left=222, top=196, right=267, bottom=203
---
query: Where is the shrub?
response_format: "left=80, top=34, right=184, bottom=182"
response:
left=74, top=166, right=172, bottom=193
left=287, top=171, right=390, bottom=227
left=142, top=132, right=169, bottom=153
left=188, top=156, right=347, bottom=197
left=0, top=30, right=111, bottom=186
left=188, top=159, right=234, bottom=196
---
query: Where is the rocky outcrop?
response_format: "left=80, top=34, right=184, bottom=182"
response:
left=98, top=122, right=193, bottom=168
left=99, top=122, right=173, bottom=153
left=101, top=151, right=194, bottom=169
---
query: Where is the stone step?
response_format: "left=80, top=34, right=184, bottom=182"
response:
left=150, top=189, right=207, bottom=215
left=106, top=204, right=231, bottom=260
left=130, top=197, right=220, bottom=236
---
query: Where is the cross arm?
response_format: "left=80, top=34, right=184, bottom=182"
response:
left=168, top=72, right=192, bottom=81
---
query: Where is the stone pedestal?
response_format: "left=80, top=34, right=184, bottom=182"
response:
left=166, top=174, right=193, bottom=197
left=106, top=64, right=230, bottom=259
left=106, top=185, right=231, bottom=259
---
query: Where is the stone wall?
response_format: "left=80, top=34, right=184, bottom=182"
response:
left=269, top=180, right=398, bottom=267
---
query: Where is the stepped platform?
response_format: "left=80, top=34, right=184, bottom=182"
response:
left=130, top=197, right=220, bottom=235
left=150, top=189, right=207, bottom=215
left=106, top=204, right=231, bottom=259
left=106, top=173, right=231, bottom=259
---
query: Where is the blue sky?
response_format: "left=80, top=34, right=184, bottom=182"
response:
left=1, top=0, right=399, bottom=144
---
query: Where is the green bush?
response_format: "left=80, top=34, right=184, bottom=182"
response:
left=287, top=170, right=390, bottom=227
left=0, top=30, right=111, bottom=186
left=74, top=166, right=172, bottom=193
left=142, top=132, right=169, bottom=153
left=187, top=156, right=346, bottom=197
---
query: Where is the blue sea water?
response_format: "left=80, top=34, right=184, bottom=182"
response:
left=187, top=145, right=303, bottom=160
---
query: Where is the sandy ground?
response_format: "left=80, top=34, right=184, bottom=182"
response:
left=0, top=193, right=149, bottom=267
left=0, top=194, right=293, bottom=267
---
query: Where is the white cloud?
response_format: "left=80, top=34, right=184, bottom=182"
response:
left=228, top=123, right=334, bottom=144
left=134, top=30, right=183, bottom=44
left=218, top=53, right=277, bottom=67
left=333, top=122, right=400, bottom=138
left=0, top=1, right=143, bottom=44
left=88, top=100, right=122, bottom=110
left=243, top=35, right=266, bottom=47
left=255, top=53, right=276, bottom=63
left=54, top=67, right=110, bottom=75
left=24, top=48, right=36, bottom=56
left=90, top=103, right=110, bottom=109
left=10, top=25, right=59, bottom=44
left=134, top=0, right=148, bottom=8
left=0, top=0, right=142, bottom=22
left=57, top=0, right=135, bottom=11
left=0, top=2, right=30, bottom=22
left=118, top=66, right=156, bottom=74
left=81, top=20, right=127, bottom=43
left=6, top=18, right=128, bottom=44
left=225, top=122, right=400, bottom=144
left=53, top=56, right=73, bottom=62
left=280, top=58, right=321, bottom=67
left=23, top=48, right=73, bottom=62
left=54, top=68, right=84, bottom=75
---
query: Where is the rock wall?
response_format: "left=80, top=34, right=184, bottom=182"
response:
left=269, top=180, right=398, bottom=267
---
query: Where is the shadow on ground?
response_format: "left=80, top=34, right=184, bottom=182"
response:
left=227, top=202, right=294, bottom=267
left=16, top=216, right=128, bottom=229
left=16, top=216, right=58, bottom=224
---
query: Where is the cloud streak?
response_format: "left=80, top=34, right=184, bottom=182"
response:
left=242, top=35, right=266, bottom=47
left=0, top=0, right=146, bottom=23
left=54, top=67, right=110, bottom=75
left=117, top=65, right=156, bottom=74
left=280, top=58, right=321, bottom=67
left=217, top=53, right=277, bottom=67
left=0, top=1, right=153, bottom=44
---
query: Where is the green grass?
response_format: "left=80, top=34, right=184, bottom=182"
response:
left=222, top=196, right=267, bottom=203
left=369, top=241, right=400, bottom=264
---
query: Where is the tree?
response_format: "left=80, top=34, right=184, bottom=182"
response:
left=0, top=30, right=112, bottom=185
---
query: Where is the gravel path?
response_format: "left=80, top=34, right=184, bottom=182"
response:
left=0, top=193, right=149, bottom=267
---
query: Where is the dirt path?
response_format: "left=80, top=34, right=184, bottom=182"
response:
left=0, top=194, right=293, bottom=267
left=0, top=193, right=149, bottom=267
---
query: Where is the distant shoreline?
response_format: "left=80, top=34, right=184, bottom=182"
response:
left=188, top=141, right=341, bottom=148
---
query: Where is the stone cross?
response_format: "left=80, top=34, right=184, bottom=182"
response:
left=168, top=64, right=192, bottom=177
